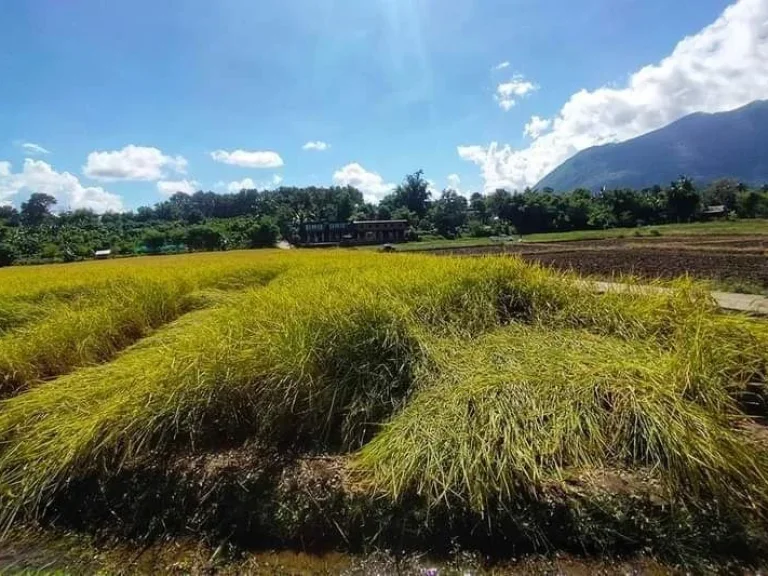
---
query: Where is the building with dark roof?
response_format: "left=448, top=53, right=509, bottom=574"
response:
left=299, top=220, right=408, bottom=246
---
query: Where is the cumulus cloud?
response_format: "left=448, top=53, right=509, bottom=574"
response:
left=446, top=173, right=461, bottom=190
left=332, top=163, right=394, bottom=203
left=0, top=159, right=124, bottom=212
left=494, top=61, right=511, bottom=71
left=302, top=141, right=329, bottom=151
left=457, top=145, right=487, bottom=164
left=495, top=75, right=538, bottom=111
left=226, top=174, right=283, bottom=193
left=461, top=0, right=768, bottom=191
left=21, top=142, right=50, bottom=155
left=227, top=177, right=256, bottom=193
left=157, top=179, right=200, bottom=196
left=83, top=145, right=187, bottom=182
left=523, top=116, right=552, bottom=139
left=211, top=149, right=284, bottom=168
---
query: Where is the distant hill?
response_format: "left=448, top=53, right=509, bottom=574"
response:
left=536, top=100, right=768, bottom=192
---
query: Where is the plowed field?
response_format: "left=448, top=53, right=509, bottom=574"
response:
left=430, top=235, right=768, bottom=288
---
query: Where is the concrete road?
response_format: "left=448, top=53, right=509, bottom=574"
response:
left=592, top=281, right=768, bottom=316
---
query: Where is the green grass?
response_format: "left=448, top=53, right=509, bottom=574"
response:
left=360, top=219, right=768, bottom=251
left=359, top=236, right=502, bottom=251
left=525, top=219, right=768, bottom=242
left=0, top=249, right=767, bottom=556
left=706, top=278, right=768, bottom=296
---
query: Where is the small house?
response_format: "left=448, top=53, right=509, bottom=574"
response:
left=701, top=205, right=727, bottom=220
left=94, top=249, right=112, bottom=260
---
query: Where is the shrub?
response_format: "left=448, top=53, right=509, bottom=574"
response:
left=142, top=229, right=166, bottom=253
left=0, top=242, right=16, bottom=267
left=247, top=217, right=280, bottom=248
left=185, top=225, right=222, bottom=251
left=468, top=220, right=494, bottom=238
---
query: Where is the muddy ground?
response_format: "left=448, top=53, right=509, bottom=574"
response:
left=0, top=530, right=686, bottom=575
left=426, top=235, right=768, bottom=289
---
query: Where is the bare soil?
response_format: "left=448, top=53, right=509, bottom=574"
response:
left=427, top=235, right=768, bottom=288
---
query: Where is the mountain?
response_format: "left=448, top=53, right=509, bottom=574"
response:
left=535, top=100, right=768, bottom=192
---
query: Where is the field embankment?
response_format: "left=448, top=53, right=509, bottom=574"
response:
left=0, top=249, right=767, bottom=571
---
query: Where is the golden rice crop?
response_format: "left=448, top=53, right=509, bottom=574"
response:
left=0, top=248, right=766, bottom=545
left=0, top=257, right=288, bottom=396
left=352, top=326, right=767, bottom=516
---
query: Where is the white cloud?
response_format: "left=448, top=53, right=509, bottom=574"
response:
left=332, top=163, right=394, bottom=203
left=495, top=75, right=538, bottom=111
left=157, top=179, right=200, bottom=196
left=227, top=178, right=256, bottom=193
left=83, top=145, right=187, bottom=182
left=494, top=61, right=511, bottom=71
left=523, top=116, right=552, bottom=139
left=0, top=159, right=123, bottom=213
left=225, top=174, right=283, bottom=193
left=446, top=173, right=461, bottom=190
left=457, top=145, right=487, bottom=164
left=497, top=99, right=516, bottom=112
left=21, top=142, right=50, bottom=155
left=462, top=0, right=768, bottom=191
left=302, top=141, right=330, bottom=151
left=210, top=149, right=283, bottom=168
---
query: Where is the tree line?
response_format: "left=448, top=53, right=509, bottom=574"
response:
left=1, top=172, right=767, bottom=266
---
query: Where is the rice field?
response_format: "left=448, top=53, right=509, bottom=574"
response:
left=0, top=249, right=767, bottom=564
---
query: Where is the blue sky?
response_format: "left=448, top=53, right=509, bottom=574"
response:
left=1, top=0, right=765, bottom=211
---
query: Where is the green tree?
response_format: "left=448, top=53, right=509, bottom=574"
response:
left=563, top=189, right=592, bottom=230
left=391, top=206, right=419, bottom=226
left=376, top=204, right=393, bottom=220
left=382, top=170, right=431, bottom=219
left=247, top=217, right=280, bottom=248
left=40, top=243, right=61, bottom=260
left=665, top=176, right=700, bottom=222
left=431, top=189, right=468, bottom=238
left=704, top=179, right=739, bottom=212
left=20, top=193, right=57, bottom=226
left=486, top=189, right=513, bottom=223
left=142, top=229, right=166, bottom=253
left=469, top=192, right=488, bottom=223
left=185, top=225, right=222, bottom=251
left=736, top=189, right=768, bottom=218
left=0, top=206, right=20, bottom=227
left=0, top=242, right=16, bottom=267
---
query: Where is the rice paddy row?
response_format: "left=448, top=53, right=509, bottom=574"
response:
left=0, top=249, right=766, bottom=564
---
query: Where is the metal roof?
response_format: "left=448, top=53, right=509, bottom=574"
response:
left=352, top=220, right=408, bottom=224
